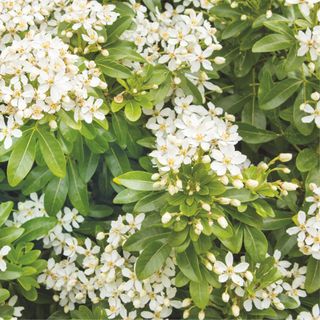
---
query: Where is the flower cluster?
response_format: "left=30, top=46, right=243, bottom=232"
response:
left=287, top=183, right=320, bottom=259
left=186, top=250, right=307, bottom=318
left=300, top=91, right=320, bottom=128
left=0, top=31, right=107, bottom=149
left=39, top=212, right=181, bottom=317
left=60, top=0, right=119, bottom=53
left=122, top=2, right=224, bottom=97
left=145, top=95, right=247, bottom=186
left=285, top=0, right=320, bottom=17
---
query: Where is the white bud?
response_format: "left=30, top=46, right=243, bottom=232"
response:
left=182, top=298, right=192, bottom=308
left=75, top=292, right=84, bottom=300
left=202, top=203, right=211, bottom=212
left=246, top=179, right=259, bottom=188
left=202, top=155, right=211, bottom=163
left=183, top=310, right=190, bottom=319
left=233, top=179, right=244, bottom=189
left=176, top=179, right=183, bottom=189
left=101, top=49, right=109, bottom=56
left=232, top=304, right=240, bottom=317
left=282, top=182, right=299, bottom=191
left=240, top=14, right=247, bottom=20
left=205, top=260, right=213, bottom=271
left=198, top=310, right=205, bottom=320
left=219, top=175, right=229, bottom=185
left=219, top=197, right=231, bottom=205
left=311, top=92, right=320, bottom=101
left=132, top=88, right=138, bottom=94
left=230, top=2, right=238, bottom=8
left=66, top=31, right=73, bottom=38
left=222, top=292, right=230, bottom=303
left=258, top=162, right=269, bottom=170
left=104, top=244, right=113, bottom=253
left=231, top=199, right=241, bottom=207
left=161, top=212, right=172, bottom=224
left=212, top=43, right=222, bottom=50
left=174, top=77, right=181, bottom=85
left=225, top=113, right=235, bottom=122
left=217, top=216, right=228, bottom=229
left=308, top=62, right=315, bottom=73
left=53, top=295, right=59, bottom=302
left=151, top=173, right=160, bottom=181
left=214, top=56, right=225, bottom=65
left=98, top=36, right=105, bottom=43
left=96, top=232, right=105, bottom=240
left=152, top=84, right=158, bottom=89
left=279, top=153, right=292, bottom=162
left=245, top=270, right=253, bottom=281
left=207, top=252, right=216, bottom=263
left=194, top=221, right=203, bottom=235
left=282, top=168, right=291, bottom=174
left=49, top=120, right=57, bottom=130
left=266, top=10, right=273, bottom=18
left=309, top=183, right=317, bottom=191
left=299, top=103, right=307, bottom=111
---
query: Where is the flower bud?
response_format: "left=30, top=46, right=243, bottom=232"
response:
left=230, top=199, right=241, bottom=207
left=258, top=162, right=269, bottom=170
left=132, top=88, right=138, bottom=94
left=198, top=310, right=205, bottom=320
left=152, top=84, right=158, bottom=89
left=182, top=298, right=192, bottom=308
left=96, top=232, right=105, bottom=240
left=309, top=183, right=317, bottom=191
left=53, top=295, right=59, bottom=302
left=202, top=203, right=211, bottom=212
left=98, top=36, right=105, bottom=43
left=308, top=62, right=315, bottom=73
left=174, top=77, right=181, bottom=85
left=246, top=179, right=259, bottom=188
left=205, top=260, right=213, bottom=271
left=66, top=31, right=73, bottom=38
left=225, top=113, right=235, bottom=122
left=233, top=179, right=244, bottom=189
left=281, top=182, right=299, bottom=191
left=202, top=155, right=211, bottom=163
left=219, top=175, right=229, bottom=185
left=214, top=56, right=225, bottom=65
left=183, top=310, right=190, bottom=319
left=299, top=103, right=306, bottom=111
left=219, top=197, right=231, bottom=205
left=266, top=10, right=273, bottom=18
left=282, top=168, right=291, bottom=174
left=311, top=92, right=320, bottom=101
left=207, top=252, right=216, bottom=263
left=222, top=292, right=230, bottom=303
left=279, top=153, right=292, bottom=162
left=101, top=49, right=109, bottom=56
left=217, top=216, right=228, bottom=229
left=245, top=270, right=253, bottom=281
left=231, top=2, right=238, bottom=8
left=232, top=304, right=240, bottom=317
left=151, top=173, right=160, bottom=181
left=49, top=120, right=57, bottom=130
left=161, top=212, right=172, bottom=224
left=240, top=14, right=247, bottom=21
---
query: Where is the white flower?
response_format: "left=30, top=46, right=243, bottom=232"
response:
left=297, top=304, right=320, bottom=320
left=0, top=246, right=11, bottom=272
left=211, top=145, right=247, bottom=176
left=296, top=28, right=320, bottom=61
left=0, top=115, right=22, bottom=149
left=285, top=0, right=320, bottom=16
left=301, top=101, right=320, bottom=128
left=214, top=252, right=249, bottom=286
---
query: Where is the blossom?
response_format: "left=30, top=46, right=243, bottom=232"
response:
left=296, top=27, right=320, bottom=61
left=297, top=304, right=320, bottom=320
left=0, top=115, right=22, bottom=149
left=0, top=245, right=11, bottom=272
left=301, top=101, right=320, bottom=128
left=214, top=252, right=249, bottom=286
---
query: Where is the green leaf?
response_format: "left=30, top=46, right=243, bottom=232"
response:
left=0, top=227, right=24, bottom=246
left=106, top=16, right=133, bottom=43
left=221, top=224, right=243, bottom=253
left=142, top=0, right=162, bottom=12
left=190, top=280, right=210, bottom=309
left=136, top=241, right=171, bottom=280
left=251, top=199, right=275, bottom=218
left=124, top=100, right=141, bottom=122
left=176, top=245, right=202, bottom=282
left=0, top=289, right=10, bottom=303
left=37, top=128, right=66, bottom=178
left=305, top=257, right=320, bottom=293
left=178, top=73, right=203, bottom=104
left=95, top=57, right=132, bottom=79
left=222, top=188, right=258, bottom=202
left=113, top=189, right=148, bottom=204
left=7, top=129, right=37, bottom=187
left=0, top=264, right=23, bottom=280
left=244, top=225, right=268, bottom=262
left=44, top=175, right=69, bottom=216
left=237, top=123, right=278, bottom=144
left=259, top=78, right=302, bottom=110
left=222, top=20, right=250, bottom=39
left=105, top=144, right=131, bottom=177
left=252, top=34, right=292, bottom=52
left=68, top=160, right=89, bottom=215
left=112, top=113, right=127, bottom=148
left=17, top=217, right=56, bottom=243
left=22, top=166, right=53, bottom=195
left=134, top=192, right=169, bottom=212
left=114, top=171, right=155, bottom=191
left=296, top=148, right=318, bottom=173
left=123, top=225, right=171, bottom=251
left=0, top=201, right=13, bottom=227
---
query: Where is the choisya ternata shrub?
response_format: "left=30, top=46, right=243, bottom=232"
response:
left=0, top=0, right=319, bottom=319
